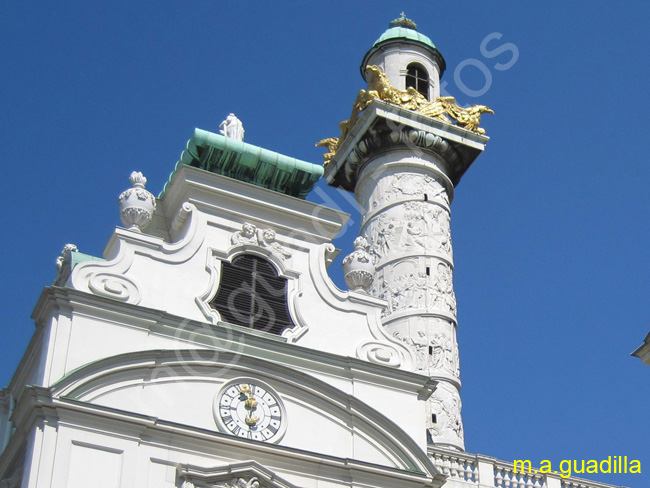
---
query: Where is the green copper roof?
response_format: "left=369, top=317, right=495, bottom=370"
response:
left=374, top=26, right=437, bottom=50
left=160, top=129, right=324, bottom=199
left=71, top=251, right=105, bottom=268
left=360, top=17, right=446, bottom=78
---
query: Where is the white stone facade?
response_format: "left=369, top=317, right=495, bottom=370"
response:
left=0, top=165, right=445, bottom=487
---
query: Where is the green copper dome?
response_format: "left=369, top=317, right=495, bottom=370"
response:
left=374, top=26, right=437, bottom=51
left=360, top=15, right=446, bottom=78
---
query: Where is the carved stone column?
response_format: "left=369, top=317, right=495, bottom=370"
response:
left=355, top=149, right=464, bottom=450
left=325, top=94, right=488, bottom=450
left=324, top=100, right=489, bottom=452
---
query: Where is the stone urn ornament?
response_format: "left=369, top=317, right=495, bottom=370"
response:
left=118, top=171, right=156, bottom=232
left=342, top=236, right=375, bottom=292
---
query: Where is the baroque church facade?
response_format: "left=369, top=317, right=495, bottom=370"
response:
left=0, top=16, right=628, bottom=488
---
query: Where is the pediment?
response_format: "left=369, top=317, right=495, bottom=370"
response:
left=178, top=461, right=298, bottom=488
left=51, top=349, right=434, bottom=475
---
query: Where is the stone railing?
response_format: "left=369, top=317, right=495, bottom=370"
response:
left=494, top=461, right=546, bottom=488
left=429, top=447, right=479, bottom=483
left=427, top=447, right=628, bottom=488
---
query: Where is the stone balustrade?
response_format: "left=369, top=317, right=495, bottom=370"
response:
left=428, top=447, right=628, bottom=488
left=429, top=447, right=479, bottom=483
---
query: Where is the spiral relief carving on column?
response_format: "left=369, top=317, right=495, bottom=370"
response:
left=356, top=162, right=465, bottom=450
left=370, top=262, right=457, bottom=317
left=427, top=382, right=464, bottom=444
left=390, top=317, right=460, bottom=378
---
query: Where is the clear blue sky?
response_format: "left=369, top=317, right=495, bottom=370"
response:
left=1, top=1, right=648, bottom=486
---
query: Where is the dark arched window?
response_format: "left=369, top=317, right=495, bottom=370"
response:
left=406, top=63, right=429, bottom=99
left=211, top=255, right=293, bottom=335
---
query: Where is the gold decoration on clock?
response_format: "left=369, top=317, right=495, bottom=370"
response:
left=245, top=415, right=259, bottom=426
left=215, top=378, right=286, bottom=442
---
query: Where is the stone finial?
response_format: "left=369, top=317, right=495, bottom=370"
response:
left=54, top=243, right=78, bottom=286
left=342, top=236, right=375, bottom=292
left=118, top=171, right=156, bottom=232
left=219, top=113, right=245, bottom=141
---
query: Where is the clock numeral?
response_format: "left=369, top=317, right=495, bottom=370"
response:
left=219, top=381, right=283, bottom=442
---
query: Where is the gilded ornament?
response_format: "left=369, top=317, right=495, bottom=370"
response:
left=316, top=65, right=493, bottom=165
left=244, top=415, right=259, bottom=426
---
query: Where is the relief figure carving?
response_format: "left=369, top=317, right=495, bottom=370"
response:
left=429, top=263, right=457, bottom=314
left=365, top=212, right=398, bottom=261
left=427, top=328, right=459, bottom=377
left=427, top=382, right=464, bottom=442
left=393, top=329, right=428, bottom=371
left=375, top=173, right=448, bottom=208
left=230, top=223, right=292, bottom=260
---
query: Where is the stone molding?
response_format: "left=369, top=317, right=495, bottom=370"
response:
left=2, top=383, right=446, bottom=488
left=162, top=165, right=345, bottom=244
left=178, top=461, right=297, bottom=488
left=16, top=352, right=438, bottom=476
left=196, top=242, right=306, bottom=342
left=29, top=287, right=430, bottom=394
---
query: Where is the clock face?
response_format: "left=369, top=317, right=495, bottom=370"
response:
left=214, top=378, right=286, bottom=443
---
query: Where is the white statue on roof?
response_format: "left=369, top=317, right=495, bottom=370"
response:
left=219, top=113, right=245, bottom=141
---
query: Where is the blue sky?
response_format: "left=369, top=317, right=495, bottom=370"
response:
left=1, top=1, right=649, bottom=486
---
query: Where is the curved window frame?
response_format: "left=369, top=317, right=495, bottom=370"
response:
left=405, top=63, right=430, bottom=100
left=210, top=254, right=294, bottom=336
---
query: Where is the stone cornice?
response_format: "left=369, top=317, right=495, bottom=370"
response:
left=49, top=349, right=436, bottom=472
left=178, top=461, right=300, bottom=488
left=29, top=287, right=431, bottom=394
left=632, top=332, right=650, bottom=365
left=0, top=390, right=8, bottom=410
left=4, top=387, right=445, bottom=487
left=162, top=165, right=348, bottom=244
left=324, top=100, right=488, bottom=193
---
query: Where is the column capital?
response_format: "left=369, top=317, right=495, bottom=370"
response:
left=324, top=99, right=489, bottom=193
